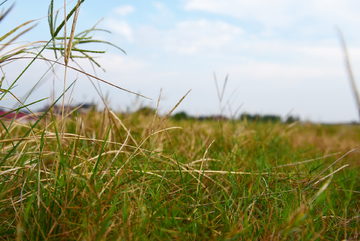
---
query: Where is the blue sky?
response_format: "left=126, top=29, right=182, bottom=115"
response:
left=2, top=0, right=360, bottom=122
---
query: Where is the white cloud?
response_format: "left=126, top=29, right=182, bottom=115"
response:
left=96, top=54, right=146, bottom=73
left=107, top=20, right=133, bottom=42
left=162, top=19, right=243, bottom=54
left=184, top=0, right=301, bottom=30
left=115, top=5, right=134, bottom=16
left=226, top=62, right=342, bottom=86
left=183, top=0, right=360, bottom=35
left=153, top=2, right=164, bottom=10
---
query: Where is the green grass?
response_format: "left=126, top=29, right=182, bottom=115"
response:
left=1, top=2, right=360, bottom=240
left=0, top=113, right=359, bottom=240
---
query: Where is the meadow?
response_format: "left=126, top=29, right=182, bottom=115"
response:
left=1, top=1, right=360, bottom=240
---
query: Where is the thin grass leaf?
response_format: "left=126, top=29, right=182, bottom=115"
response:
left=76, top=39, right=126, bottom=54
left=0, top=19, right=37, bottom=43
left=0, top=98, right=46, bottom=118
left=220, top=74, right=229, bottom=102
left=49, top=108, right=63, bottom=162
left=0, top=3, right=12, bottom=21
left=92, top=127, right=111, bottom=180
left=0, top=49, right=24, bottom=64
left=63, top=0, right=68, bottom=69
left=53, top=0, right=85, bottom=37
left=3, top=56, right=151, bottom=99
left=55, top=36, right=92, bottom=40
left=48, top=0, right=58, bottom=58
left=0, top=89, right=40, bottom=120
left=0, top=119, right=13, bottom=148
left=0, top=98, right=46, bottom=149
left=46, top=47, right=106, bottom=54
left=0, top=24, right=37, bottom=52
left=0, top=75, right=4, bottom=87
left=0, top=81, right=76, bottom=166
left=75, top=28, right=111, bottom=37
left=67, top=0, right=81, bottom=58
left=214, top=72, right=221, bottom=101
left=74, top=51, right=102, bottom=68
left=336, top=27, right=360, bottom=121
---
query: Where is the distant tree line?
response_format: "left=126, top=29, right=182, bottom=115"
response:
left=239, top=113, right=299, bottom=123
left=127, top=107, right=300, bottom=123
left=170, top=110, right=300, bottom=123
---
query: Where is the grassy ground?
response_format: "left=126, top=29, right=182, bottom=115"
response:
left=0, top=111, right=359, bottom=240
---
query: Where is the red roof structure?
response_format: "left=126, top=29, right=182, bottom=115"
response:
left=0, top=110, right=36, bottom=122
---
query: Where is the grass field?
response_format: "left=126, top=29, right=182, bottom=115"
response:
left=1, top=1, right=360, bottom=240
left=0, top=111, right=359, bottom=240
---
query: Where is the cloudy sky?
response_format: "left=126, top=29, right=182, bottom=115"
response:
left=2, top=0, right=360, bottom=122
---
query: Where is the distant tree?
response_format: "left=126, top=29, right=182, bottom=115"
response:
left=240, top=113, right=282, bottom=123
left=262, top=115, right=281, bottom=122
left=285, top=115, right=300, bottom=123
left=213, top=115, right=228, bottom=121
left=240, top=113, right=249, bottom=121
left=172, top=111, right=188, bottom=121
left=136, top=107, right=156, bottom=116
left=240, top=113, right=257, bottom=121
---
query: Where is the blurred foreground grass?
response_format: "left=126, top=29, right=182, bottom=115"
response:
left=0, top=111, right=359, bottom=240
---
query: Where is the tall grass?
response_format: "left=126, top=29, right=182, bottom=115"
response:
left=0, top=2, right=359, bottom=240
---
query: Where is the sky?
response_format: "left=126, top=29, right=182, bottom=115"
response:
left=2, top=0, right=360, bottom=123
